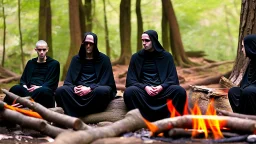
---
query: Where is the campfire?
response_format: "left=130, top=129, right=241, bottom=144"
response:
left=1, top=87, right=256, bottom=144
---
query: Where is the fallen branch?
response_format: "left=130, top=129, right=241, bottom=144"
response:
left=1, top=89, right=90, bottom=130
left=181, top=74, right=223, bottom=90
left=0, top=76, right=20, bottom=84
left=0, top=106, right=66, bottom=138
left=152, top=115, right=256, bottom=135
left=217, top=109, right=256, bottom=121
left=51, top=109, right=146, bottom=144
left=183, top=60, right=234, bottom=72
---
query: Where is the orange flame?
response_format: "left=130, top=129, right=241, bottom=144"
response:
left=167, top=99, right=181, bottom=118
left=143, top=118, right=159, bottom=135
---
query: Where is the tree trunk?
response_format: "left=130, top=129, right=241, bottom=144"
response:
left=161, top=0, right=194, bottom=67
left=112, top=0, right=131, bottom=65
left=103, top=0, right=111, bottom=57
left=18, top=0, right=25, bottom=70
left=136, top=0, right=143, bottom=52
left=1, top=0, right=6, bottom=67
left=229, top=0, right=256, bottom=86
left=79, top=0, right=86, bottom=40
left=84, top=0, right=92, bottom=32
left=161, top=2, right=170, bottom=52
left=62, top=0, right=82, bottom=80
left=39, top=0, right=53, bottom=58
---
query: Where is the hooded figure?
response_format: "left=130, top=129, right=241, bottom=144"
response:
left=123, top=30, right=186, bottom=121
left=55, top=32, right=116, bottom=117
left=4, top=40, right=60, bottom=108
left=228, top=34, right=256, bottom=115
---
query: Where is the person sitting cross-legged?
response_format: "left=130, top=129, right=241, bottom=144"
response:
left=4, top=40, right=60, bottom=108
left=55, top=32, right=117, bottom=117
left=123, top=30, right=187, bottom=122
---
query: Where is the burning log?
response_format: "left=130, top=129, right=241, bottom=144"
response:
left=166, top=128, right=240, bottom=138
left=0, top=104, right=66, bottom=138
left=51, top=109, right=146, bottom=144
left=80, top=97, right=128, bottom=123
left=217, top=109, right=256, bottom=121
left=1, top=89, right=90, bottom=130
left=151, top=115, right=256, bottom=135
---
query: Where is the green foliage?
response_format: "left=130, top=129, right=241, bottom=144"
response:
left=0, top=0, right=240, bottom=75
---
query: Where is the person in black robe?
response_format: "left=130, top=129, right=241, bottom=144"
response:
left=123, top=30, right=187, bottom=122
left=4, top=40, right=60, bottom=108
left=55, top=32, right=116, bottom=117
left=228, top=34, right=256, bottom=115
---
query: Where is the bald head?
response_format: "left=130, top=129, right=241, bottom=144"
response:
left=36, top=40, right=48, bottom=48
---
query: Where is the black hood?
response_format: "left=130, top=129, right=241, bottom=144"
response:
left=79, top=32, right=100, bottom=59
left=244, top=34, right=256, bottom=60
left=143, top=30, right=164, bottom=52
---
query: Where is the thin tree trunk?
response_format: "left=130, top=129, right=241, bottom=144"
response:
left=18, top=0, right=25, bottom=70
left=228, top=0, right=255, bottom=86
left=162, top=0, right=194, bottom=67
left=1, top=0, right=6, bottom=67
left=103, top=0, right=110, bottom=57
left=79, top=0, right=86, bottom=39
left=62, top=0, right=82, bottom=80
left=161, top=2, right=170, bottom=51
left=136, top=0, right=143, bottom=52
left=84, top=0, right=92, bottom=32
left=112, top=0, right=131, bottom=65
left=39, top=0, right=53, bottom=57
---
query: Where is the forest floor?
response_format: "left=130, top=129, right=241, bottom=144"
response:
left=0, top=57, right=235, bottom=144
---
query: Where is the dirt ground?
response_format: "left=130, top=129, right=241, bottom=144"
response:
left=0, top=58, right=235, bottom=143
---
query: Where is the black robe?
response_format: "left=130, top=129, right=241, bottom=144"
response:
left=4, top=57, right=60, bottom=108
left=55, top=32, right=117, bottom=117
left=124, top=30, right=186, bottom=121
left=228, top=34, right=256, bottom=115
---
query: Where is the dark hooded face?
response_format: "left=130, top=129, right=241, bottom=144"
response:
left=141, top=33, right=154, bottom=52
left=84, top=34, right=94, bottom=54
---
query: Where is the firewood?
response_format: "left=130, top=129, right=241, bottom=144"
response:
left=49, top=107, right=64, bottom=114
left=166, top=128, right=240, bottom=138
left=151, top=115, right=256, bottom=135
left=1, top=89, right=90, bottom=130
left=217, top=109, right=256, bottom=121
left=51, top=109, right=146, bottom=144
left=0, top=107, right=66, bottom=138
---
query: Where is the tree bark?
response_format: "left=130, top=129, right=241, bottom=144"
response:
left=80, top=97, right=128, bottom=123
left=136, top=0, right=143, bottom=52
left=161, top=0, right=194, bottom=67
left=18, top=0, right=25, bottom=70
left=79, top=0, right=86, bottom=39
left=62, top=0, right=82, bottom=80
left=161, top=1, right=170, bottom=51
left=112, top=0, right=131, bottom=65
left=103, top=0, right=111, bottom=57
left=229, top=0, right=256, bottom=86
left=1, top=89, right=90, bottom=130
left=1, top=0, right=6, bottom=67
left=39, top=0, right=53, bottom=57
left=84, top=0, right=92, bottom=32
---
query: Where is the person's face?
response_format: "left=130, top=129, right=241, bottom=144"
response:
left=241, top=40, right=246, bottom=57
left=141, top=34, right=154, bottom=52
left=84, top=35, right=94, bottom=54
left=35, top=45, right=48, bottom=59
